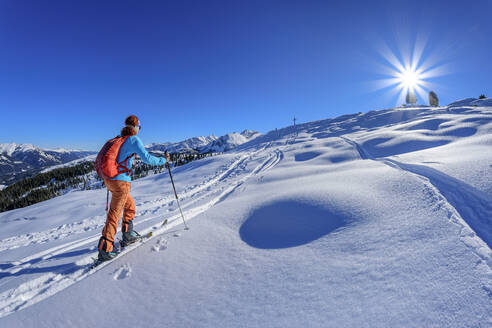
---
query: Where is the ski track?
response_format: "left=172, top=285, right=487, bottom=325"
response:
left=0, top=216, right=106, bottom=253
left=341, top=136, right=492, bottom=294
left=0, top=144, right=271, bottom=255
left=0, top=149, right=277, bottom=280
left=0, top=144, right=282, bottom=318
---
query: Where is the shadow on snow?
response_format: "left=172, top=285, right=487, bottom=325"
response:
left=239, top=200, right=352, bottom=249
left=0, top=248, right=93, bottom=280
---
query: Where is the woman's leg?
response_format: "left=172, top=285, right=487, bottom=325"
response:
left=98, top=180, right=131, bottom=252
left=121, top=193, right=136, bottom=233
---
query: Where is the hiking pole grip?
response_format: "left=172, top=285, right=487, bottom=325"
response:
left=164, top=151, right=177, bottom=199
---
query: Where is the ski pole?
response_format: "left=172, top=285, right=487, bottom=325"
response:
left=165, top=151, right=189, bottom=230
left=106, top=189, right=109, bottom=213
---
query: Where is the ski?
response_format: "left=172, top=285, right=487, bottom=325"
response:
left=89, top=233, right=151, bottom=269
left=89, top=219, right=169, bottom=270
left=119, top=231, right=152, bottom=248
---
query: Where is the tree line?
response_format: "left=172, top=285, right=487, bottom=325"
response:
left=0, top=151, right=220, bottom=213
left=0, top=161, right=94, bottom=212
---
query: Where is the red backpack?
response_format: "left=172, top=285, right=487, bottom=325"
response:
left=94, top=136, right=135, bottom=180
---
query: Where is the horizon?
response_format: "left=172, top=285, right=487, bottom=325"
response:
left=0, top=99, right=482, bottom=152
left=0, top=127, right=260, bottom=151
left=2, top=98, right=470, bottom=152
left=1, top=0, right=491, bottom=150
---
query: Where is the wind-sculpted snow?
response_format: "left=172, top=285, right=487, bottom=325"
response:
left=294, top=151, right=322, bottom=162
left=0, top=104, right=491, bottom=327
left=343, top=135, right=492, bottom=266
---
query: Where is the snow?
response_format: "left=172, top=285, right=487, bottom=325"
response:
left=0, top=103, right=491, bottom=327
left=43, top=147, right=83, bottom=153
left=448, top=97, right=478, bottom=107
left=0, top=143, right=38, bottom=157
left=146, top=130, right=260, bottom=154
left=448, top=97, right=492, bottom=107
left=0, top=143, right=88, bottom=157
left=146, top=135, right=219, bottom=153
left=472, top=98, right=492, bottom=107
left=40, top=154, right=97, bottom=173
left=0, top=143, right=95, bottom=186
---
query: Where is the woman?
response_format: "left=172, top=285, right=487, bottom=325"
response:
left=98, top=115, right=170, bottom=261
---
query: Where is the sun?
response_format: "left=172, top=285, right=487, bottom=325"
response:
left=398, top=68, right=421, bottom=90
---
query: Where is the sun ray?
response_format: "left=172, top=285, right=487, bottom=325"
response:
left=377, top=42, right=405, bottom=73
left=396, top=85, right=408, bottom=106
left=372, top=61, right=403, bottom=78
left=366, top=78, right=401, bottom=92
left=419, top=63, right=453, bottom=80
left=419, top=80, right=440, bottom=91
left=411, top=33, right=428, bottom=71
left=414, top=84, right=429, bottom=102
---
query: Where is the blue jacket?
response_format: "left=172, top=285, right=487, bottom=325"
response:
left=112, top=135, right=167, bottom=182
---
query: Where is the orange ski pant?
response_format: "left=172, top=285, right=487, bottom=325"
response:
left=98, top=179, right=135, bottom=252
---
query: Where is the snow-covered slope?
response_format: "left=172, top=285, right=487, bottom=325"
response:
left=448, top=97, right=492, bottom=107
left=0, top=104, right=491, bottom=327
left=40, top=154, right=97, bottom=173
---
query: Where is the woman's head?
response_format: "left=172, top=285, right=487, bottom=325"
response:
left=121, top=115, right=140, bottom=136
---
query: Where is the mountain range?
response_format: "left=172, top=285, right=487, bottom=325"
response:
left=0, top=129, right=260, bottom=186
left=0, top=144, right=95, bottom=186
left=146, top=129, right=260, bottom=154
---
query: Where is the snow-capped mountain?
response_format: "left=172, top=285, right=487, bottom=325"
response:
left=146, top=135, right=219, bottom=154
left=0, top=143, right=95, bottom=185
left=146, top=129, right=260, bottom=154
left=1, top=130, right=259, bottom=186
left=204, top=130, right=261, bottom=152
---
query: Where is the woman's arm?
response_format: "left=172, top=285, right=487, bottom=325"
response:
left=131, top=136, right=167, bottom=166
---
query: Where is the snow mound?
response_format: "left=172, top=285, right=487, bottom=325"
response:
left=448, top=97, right=492, bottom=107
left=448, top=98, right=478, bottom=107
left=471, top=98, right=492, bottom=106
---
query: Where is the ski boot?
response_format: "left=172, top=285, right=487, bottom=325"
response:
left=121, top=221, right=141, bottom=247
left=97, top=237, right=118, bottom=262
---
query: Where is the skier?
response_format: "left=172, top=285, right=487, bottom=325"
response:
left=97, top=115, right=170, bottom=261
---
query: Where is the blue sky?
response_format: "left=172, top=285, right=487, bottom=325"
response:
left=0, top=0, right=490, bottom=150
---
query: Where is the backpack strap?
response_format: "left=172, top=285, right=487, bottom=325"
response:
left=117, top=153, right=136, bottom=176
left=114, top=135, right=136, bottom=176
